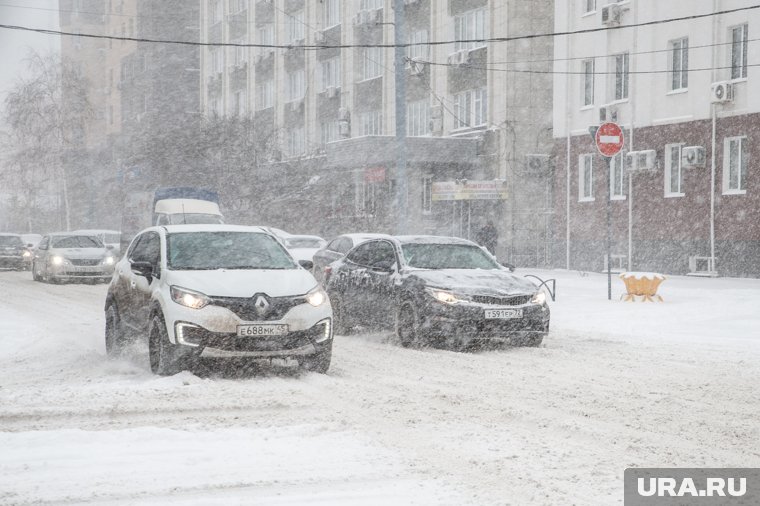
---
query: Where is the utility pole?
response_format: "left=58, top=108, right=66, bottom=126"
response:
left=394, top=0, right=408, bottom=235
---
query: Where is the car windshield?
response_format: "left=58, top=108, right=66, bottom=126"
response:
left=285, top=238, right=323, bottom=249
left=52, top=236, right=104, bottom=248
left=0, top=236, right=23, bottom=247
left=167, top=231, right=297, bottom=270
left=401, top=243, right=501, bottom=270
left=104, top=233, right=120, bottom=244
left=167, top=214, right=224, bottom=225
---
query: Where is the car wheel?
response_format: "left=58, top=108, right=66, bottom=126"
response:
left=148, top=314, right=179, bottom=376
left=396, top=303, right=420, bottom=348
left=301, top=342, right=332, bottom=374
left=104, top=304, right=126, bottom=356
left=331, top=295, right=352, bottom=335
left=32, top=262, right=42, bottom=281
left=514, top=333, right=544, bottom=347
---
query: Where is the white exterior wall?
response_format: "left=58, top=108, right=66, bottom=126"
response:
left=554, top=0, right=760, bottom=140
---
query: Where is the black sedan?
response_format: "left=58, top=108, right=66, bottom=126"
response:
left=325, top=235, right=550, bottom=348
left=0, top=233, right=32, bottom=270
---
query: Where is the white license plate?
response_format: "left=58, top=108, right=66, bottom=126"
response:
left=237, top=324, right=289, bottom=337
left=484, top=309, right=523, bottom=319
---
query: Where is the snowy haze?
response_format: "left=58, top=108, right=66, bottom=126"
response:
left=1, top=270, right=758, bottom=504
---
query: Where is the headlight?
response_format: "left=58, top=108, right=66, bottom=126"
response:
left=170, top=286, right=211, bottom=309
left=51, top=255, right=64, bottom=266
left=22, top=250, right=31, bottom=258
left=103, top=256, right=115, bottom=265
left=305, top=286, right=328, bottom=307
left=426, top=287, right=463, bottom=304
left=531, top=292, right=547, bottom=305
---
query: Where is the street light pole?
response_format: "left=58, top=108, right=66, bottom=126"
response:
left=394, top=0, right=408, bottom=235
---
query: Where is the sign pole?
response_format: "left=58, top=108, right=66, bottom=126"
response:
left=606, top=155, right=612, bottom=301
left=593, top=122, right=625, bottom=301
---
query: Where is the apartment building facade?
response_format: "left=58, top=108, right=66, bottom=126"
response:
left=552, top=0, right=760, bottom=277
left=200, top=0, right=554, bottom=266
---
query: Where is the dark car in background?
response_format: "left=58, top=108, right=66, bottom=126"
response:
left=325, top=235, right=550, bottom=348
left=311, top=233, right=388, bottom=285
left=0, top=233, right=31, bottom=270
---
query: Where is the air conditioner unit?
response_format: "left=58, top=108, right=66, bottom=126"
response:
left=525, top=154, right=551, bottom=172
left=626, top=150, right=656, bottom=171
left=315, top=30, right=326, bottom=43
left=688, top=256, right=717, bottom=276
left=326, top=86, right=338, bottom=98
left=599, top=104, right=618, bottom=123
left=447, top=50, right=470, bottom=66
left=711, top=81, right=734, bottom=103
left=682, top=146, right=707, bottom=168
left=601, top=4, right=622, bottom=25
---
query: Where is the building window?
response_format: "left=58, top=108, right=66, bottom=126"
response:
left=407, top=99, right=430, bottom=137
left=286, top=69, right=305, bottom=102
left=232, top=90, right=246, bottom=116
left=584, top=0, right=596, bottom=13
left=454, top=8, right=487, bottom=52
left=407, top=29, right=429, bottom=61
left=229, top=0, right=247, bottom=14
left=360, top=0, right=382, bottom=10
left=361, top=47, right=383, bottom=80
left=731, top=24, right=748, bottom=80
left=582, top=59, right=594, bottom=106
left=724, top=136, right=748, bottom=194
left=614, top=52, right=629, bottom=101
left=610, top=152, right=626, bottom=199
left=209, top=0, right=223, bottom=25
left=356, top=181, right=377, bottom=216
left=324, top=0, right=340, bottom=27
left=321, top=120, right=339, bottom=146
left=320, top=57, right=341, bottom=90
left=256, top=25, right=274, bottom=58
left=421, top=175, right=433, bottom=214
left=286, top=10, right=305, bottom=44
left=255, top=79, right=273, bottom=110
left=285, top=127, right=305, bottom=157
left=359, top=110, right=383, bottom=136
left=665, top=144, right=684, bottom=196
left=579, top=154, right=594, bottom=201
left=211, top=48, right=223, bottom=74
left=669, top=38, right=689, bottom=91
left=453, top=88, right=487, bottom=129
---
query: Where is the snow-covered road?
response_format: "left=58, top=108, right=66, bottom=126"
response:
left=1, top=269, right=759, bottom=505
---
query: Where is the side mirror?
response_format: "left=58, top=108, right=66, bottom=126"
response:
left=131, top=261, right=153, bottom=281
left=501, top=262, right=516, bottom=273
left=298, top=259, right=314, bottom=271
left=106, top=244, right=115, bottom=250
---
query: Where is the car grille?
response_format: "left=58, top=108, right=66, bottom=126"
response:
left=210, top=295, right=307, bottom=321
left=471, top=294, right=531, bottom=306
left=69, top=258, right=102, bottom=266
left=181, top=323, right=323, bottom=351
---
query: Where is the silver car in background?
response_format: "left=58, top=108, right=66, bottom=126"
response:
left=32, top=233, right=117, bottom=283
left=311, top=233, right=388, bottom=284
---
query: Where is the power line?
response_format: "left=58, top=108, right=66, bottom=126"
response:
left=1, top=4, right=758, bottom=50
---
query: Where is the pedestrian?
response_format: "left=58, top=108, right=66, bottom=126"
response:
left=476, top=220, right=498, bottom=255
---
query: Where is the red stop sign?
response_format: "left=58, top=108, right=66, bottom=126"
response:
left=595, top=122, right=625, bottom=157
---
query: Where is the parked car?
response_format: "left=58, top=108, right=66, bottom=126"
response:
left=32, top=233, right=117, bottom=283
left=20, top=233, right=42, bottom=249
left=283, top=235, right=327, bottom=264
left=311, top=233, right=389, bottom=284
left=325, top=235, right=550, bottom=348
left=0, top=233, right=31, bottom=270
left=104, top=225, right=333, bottom=375
left=75, top=229, right=121, bottom=256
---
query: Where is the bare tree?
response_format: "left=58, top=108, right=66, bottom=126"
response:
left=1, top=51, right=93, bottom=231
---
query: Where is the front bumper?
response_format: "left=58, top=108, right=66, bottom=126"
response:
left=163, top=295, right=333, bottom=359
left=49, top=262, right=115, bottom=279
left=419, top=299, right=550, bottom=342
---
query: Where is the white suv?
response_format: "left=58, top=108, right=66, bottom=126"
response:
left=104, top=225, right=333, bottom=374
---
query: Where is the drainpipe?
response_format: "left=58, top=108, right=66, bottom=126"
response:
left=710, top=103, right=717, bottom=273
left=627, top=0, right=637, bottom=271
left=565, top=1, right=573, bottom=270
